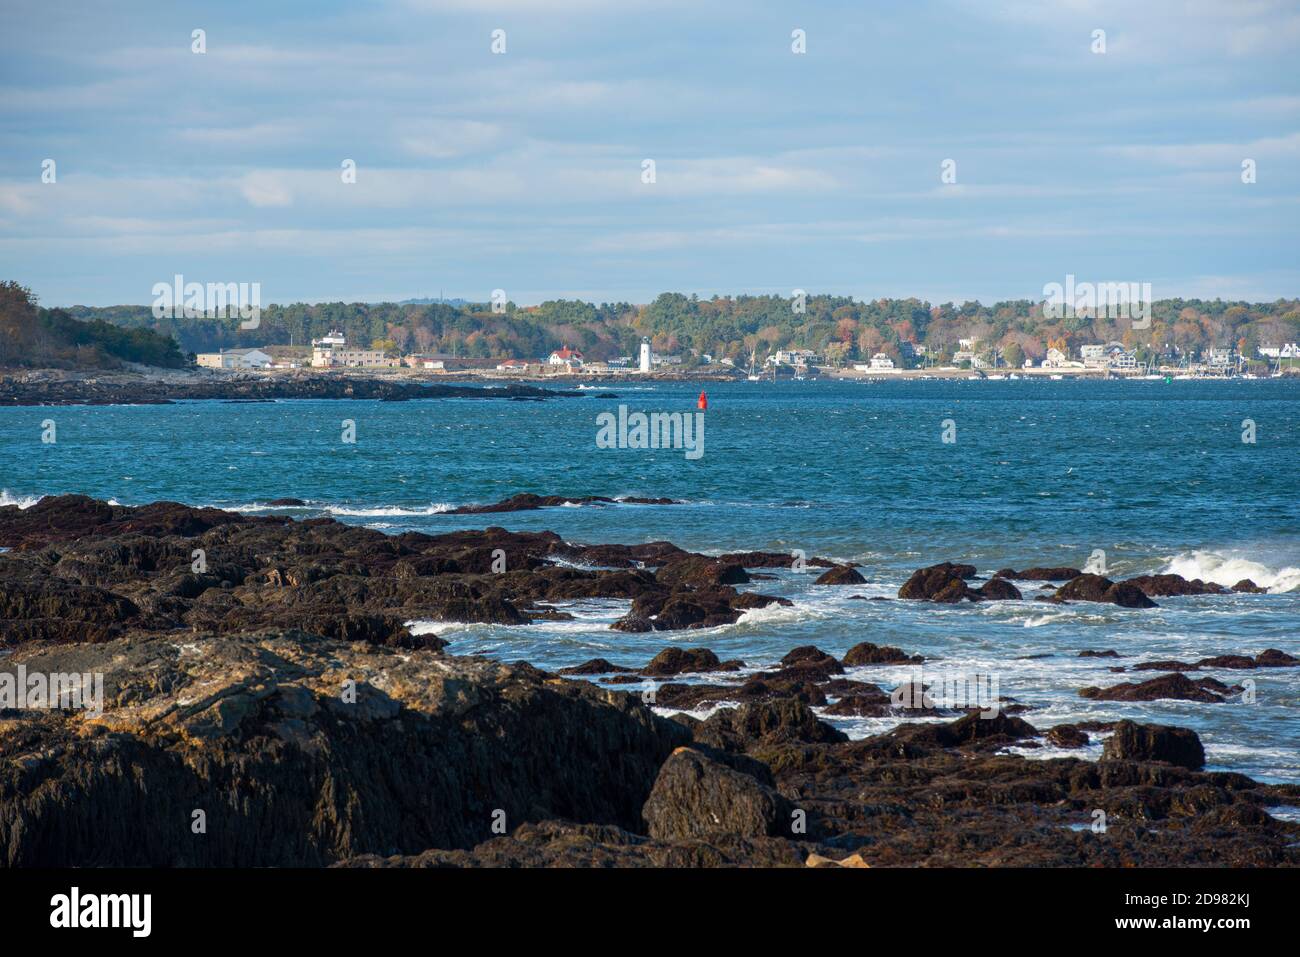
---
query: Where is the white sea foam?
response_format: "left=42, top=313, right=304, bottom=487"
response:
left=0, top=490, right=42, bottom=509
left=1022, top=613, right=1070, bottom=628
left=1161, top=550, right=1300, bottom=594
left=325, top=502, right=453, bottom=518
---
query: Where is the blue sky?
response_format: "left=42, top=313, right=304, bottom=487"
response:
left=1, top=0, right=1297, bottom=307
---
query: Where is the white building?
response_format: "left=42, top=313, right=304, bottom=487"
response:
left=1041, top=347, right=1080, bottom=369
left=772, top=349, right=819, bottom=366
left=1103, top=343, right=1138, bottom=370
left=869, top=352, right=895, bottom=370
left=1259, top=343, right=1299, bottom=358
left=639, top=338, right=652, bottom=373
left=196, top=348, right=273, bottom=370
left=548, top=347, right=584, bottom=368
left=1080, top=344, right=1107, bottom=368
left=1206, top=347, right=1236, bottom=370
left=311, top=330, right=396, bottom=368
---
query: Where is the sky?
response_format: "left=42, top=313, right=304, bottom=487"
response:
left=1, top=0, right=1298, bottom=308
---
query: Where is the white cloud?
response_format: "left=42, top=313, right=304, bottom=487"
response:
left=399, top=120, right=505, bottom=159
left=238, top=172, right=296, bottom=207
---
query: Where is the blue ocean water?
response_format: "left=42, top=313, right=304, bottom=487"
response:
left=3, top=378, right=1298, bottom=781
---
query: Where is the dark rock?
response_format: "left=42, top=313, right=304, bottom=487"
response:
left=932, top=579, right=981, bottom=603
left=1055, top=574, right=1157, bottom=608
left=1054, top=574, right=1113, bottom=602
left=996, top=567, right=1082, bottom=581
left=335, top=819, right=807, bottom=868
left=1079, top=673, right=1227, bottom=703
left=696, top=699, right=847, bottom=748
left=976, top=577, right=1022, bottom=600
left=642, top=647, right=742, bottom=677
left=613, top=586, right=782, bottom=633
left=1130, top=649, right=1299, bottom=672
left=0, top=577, right=139, bottom=646
left=777, top=645, right=843, bottom=677
left=642, top=748, right=794, bottom=841
left=0, top=377, right=574, bottom=409
left=0, top=631, right=688, bottom=866
left=822, top=689, right=892, bottom=716
left=1196, top=655, right=1261, bottom=670
left=1256, top=649, right=1299, bottom=667
left=1078, top=649, right=1121, bottom=658
left=814, top=564, right=866, bottom=586
left=1132, top=659, right=1201, bottom=672
left=558, top=658, right=637, bottom=675
left=898, top=711, right=1038, bottom=748
left=1232, top=579, right=1266, bottom=594
left=655, top=556, right=750, bottom=587
left=843, top=642, right=923, bottom=666
left=1102, top=720, right=1205, bottom=770
left=898, top=562, right=978, bottom=600
left=1124, top=574, right=1225, bottom=597
left=1106, top=581, right=1159, bottom=608
left=716, top=550, right=835, bottom=569
left=1046, top=725, right=1090, bottom=748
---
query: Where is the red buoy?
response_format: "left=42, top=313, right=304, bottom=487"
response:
left=697, top=391, right=708, bottom=410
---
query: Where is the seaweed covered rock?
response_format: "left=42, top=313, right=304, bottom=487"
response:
left=0, top=631, right=688, bottom=866
left=814, top=565, right=866, bottom=586
left=1102, top=720, right=1206, bottom=770
left=899, top=562, right=978, bottom=601
left=642, top=748, right=793, bottom=841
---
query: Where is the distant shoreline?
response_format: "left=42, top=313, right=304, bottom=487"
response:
left=0, top=365, right=1293, bottom=407
left=0, top=367, right=585, bottom=407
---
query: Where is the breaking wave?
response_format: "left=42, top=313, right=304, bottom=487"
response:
left=0, top=490, right=42, bottom=509
left=1161, top=550, right=1300, bottom=594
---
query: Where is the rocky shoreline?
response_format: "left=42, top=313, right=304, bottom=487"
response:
left=1, top=496, right=1297, bottom=867
left=0, top=370, right=581, bottom=406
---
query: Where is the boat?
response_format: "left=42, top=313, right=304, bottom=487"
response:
left=1049, top=374, right=1064, bottom=381
left=986, top=374, right=1006, bottom=381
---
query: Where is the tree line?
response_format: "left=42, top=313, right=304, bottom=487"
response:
left=0, top=282, right=185, bottom=370
left=11, top=282, right=1299, bottom=370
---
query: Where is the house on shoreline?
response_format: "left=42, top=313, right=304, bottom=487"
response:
left=311, top=330, right=397, bottom=369
left=196, top=347, right=273, bottom=370
left=547, top=347, right=584, bottom=369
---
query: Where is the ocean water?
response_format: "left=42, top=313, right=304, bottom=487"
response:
left=2, top=378, right=1298, bottom=782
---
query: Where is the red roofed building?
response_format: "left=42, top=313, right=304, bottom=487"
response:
left=547, top=346, right=584, bottom=368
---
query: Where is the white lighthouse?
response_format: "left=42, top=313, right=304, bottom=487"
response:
left=639, top=337, right=652, bottom=373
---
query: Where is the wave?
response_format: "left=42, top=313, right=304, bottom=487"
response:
left=324, top=502, right=453, bottom=518
left=220, top=500, right=453, bottom=517
left=1161, top=550, right=1300, bottom=594
left=0, top=490, right=42, bottom=509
